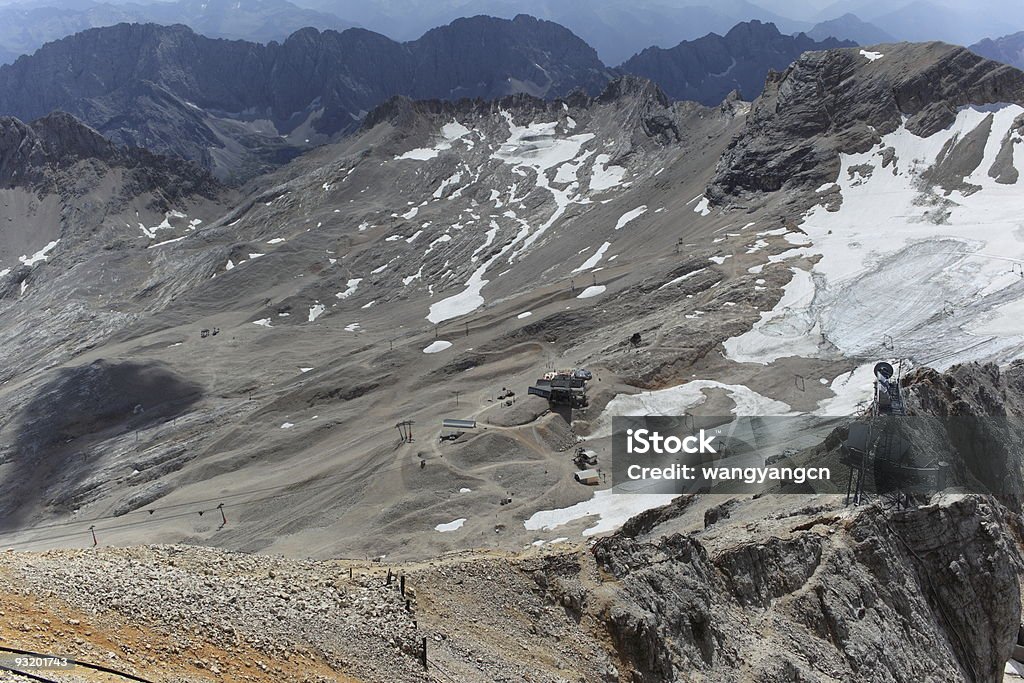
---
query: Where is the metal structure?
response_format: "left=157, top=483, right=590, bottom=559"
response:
left=842, top=361, right=946, bottom=507
left=396, top=420, right=416, bottom=443
left=872, top=361, right=905, bottom=416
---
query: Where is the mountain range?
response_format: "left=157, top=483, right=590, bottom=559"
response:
left=295, top=0, right=813, bottom=65
left=0, top=17, right=845, bottom=180
left=272, top=0, right=1024, bottom=63
left=1, top=0, right=1023, bottom=68
left=0, top=0, right=355, bottom=64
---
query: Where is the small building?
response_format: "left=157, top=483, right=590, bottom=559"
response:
left=528, top=368, right=592, bottom=408
left=574, top=469, right=600, bottom=485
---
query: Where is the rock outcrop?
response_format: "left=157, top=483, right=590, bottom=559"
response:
left=0, top=111, right=219, bottom=200
left=585, top=494, right=1020, bottom=682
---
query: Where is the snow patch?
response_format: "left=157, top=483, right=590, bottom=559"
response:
left=525, top=489, right=678, bottom=537
left=614, top=205, right=647, bottom=230
left=395, top=120, right=472, bottom=160
left=19, top=240, right=59, bottom=266
left=573, top=242, right=611, bottom=272
left=658, top=268, right=705, bottom=290
left=589, top=154, right=626, bottom=191
left=726, top=104, right=1024, bottom=369
left=336, top=278, right=362, bottom=299
left=435, top=518, right=467, bottom=532
left=423, top=340, right=453, bottom=353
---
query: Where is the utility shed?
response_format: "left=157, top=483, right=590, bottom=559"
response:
left=442, top=418, right=477, bottom=429
left=574, top=469, right=600, bottom=485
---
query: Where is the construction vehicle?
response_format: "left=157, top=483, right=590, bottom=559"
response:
left=573, top=447, right=598, bottom=468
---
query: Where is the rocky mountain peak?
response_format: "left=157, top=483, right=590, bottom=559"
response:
left=618, top=20, right=855, bottom=106
left=0, top=112, right=118, bottom=187
left=971, top=31, right=1024, bottom=70
left=28, top=111, right=115, bottom=160
left=596, top=74, right=671, bottom=108
left=709, top=42, right=1024, bottom=201
left=0, top=109, right=220, bottom=207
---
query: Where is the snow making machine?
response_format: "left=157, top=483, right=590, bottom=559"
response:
left=528, top=368, right=593, bottom=408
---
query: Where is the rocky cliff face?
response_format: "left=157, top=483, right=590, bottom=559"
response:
left=903, top=361, right=1024, bottom=418
left=619, top=21, right=854, bottom=106
left=0, top=17, right=613, bottom=180
left=583, top=493, right=1020, bottom=683
left=708, top=42, right=1024, bottom=202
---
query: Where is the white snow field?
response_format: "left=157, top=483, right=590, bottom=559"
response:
left=524, top=489, right=679, bottom=537
left=725, top=104, right=1024, bottom=370
left=335, top=278, right=362, bottom=299
left=658, top=268, right=705, bottom=290
left=614, top=205, right=647, bottom=230
left=693, top=195, right=711, bottom=216
left=573, top=242, right=611, bottom=272
left=590, top=379, right=795, bottom=439
left=308, top=303, right=326, bottom=322
left=814, top=361, right=887, bottom=415
left=589, top=154, right=626, bottom=191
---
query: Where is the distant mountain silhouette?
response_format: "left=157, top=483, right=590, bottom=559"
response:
left=0, top=16, right=613, bottom=180
left=619, top=21, right=854, bottom=103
